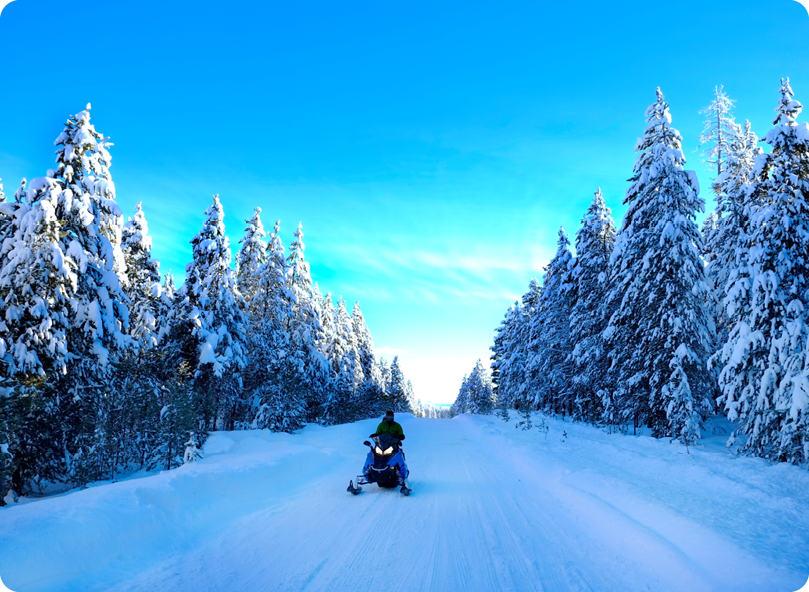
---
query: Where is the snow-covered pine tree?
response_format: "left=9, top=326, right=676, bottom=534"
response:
left=352, top=301, right=385, bottom=416
left=352, top=302, right=378, bottom=387
left=172, top=195, right=248, bottom=430
left=704, top=120, right=763, bottom=351
left=155, top=271, right=176, bottom=342
left=701, top=211, right=718, bottom=269
left=568, top=189, right=616, bottom=422
left=715, top=79, right=809, bottom=463
left=38, top=105, right=132, bottom=485
left=387, top=356, right=411, bottom=413
left=527, top=228, right=575, bottom=415
left=451, top=373, right=469, bottom=416
left=246, top=219, right=306, bottom=433
left=378, top=357, right=391, bottom=403
left=698, top=85, right=737, bottom=182
left=236, top=207, right=267, bottom=309
left=603, top=88, right=714, bottom=442
left=491, top=279, right=540, bottom=409
left=0, top=180, right=74, bottom=379
left=699, top=86, right=742, bottom=350
left=322, top=296, right=364, bottom=424
left=0, top=178, right=78, bottom=495
left=284, top=223, right=329, bottom=422
left=122, top=202, right=162, bottom=349
left=52, top=105, right=130, bottom=366
left=491, top=302, right=520, bottom=404
left=463, top=359, right=496, bottom=415
left=335, top=296, right=364, bottom=391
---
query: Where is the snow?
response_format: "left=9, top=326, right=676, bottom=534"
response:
left=1, top=413, right=807, bottom=592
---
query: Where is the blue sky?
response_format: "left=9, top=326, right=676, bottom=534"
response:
left=1, top=0, right=808, bottom=404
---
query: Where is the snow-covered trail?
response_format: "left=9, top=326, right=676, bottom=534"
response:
left=1, top=413, right=808, bottom=592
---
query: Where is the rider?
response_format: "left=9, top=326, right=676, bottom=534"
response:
left=370, top=410, right=405, bottom=441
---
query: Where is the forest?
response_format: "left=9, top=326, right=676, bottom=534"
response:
left=0, top=105, right=426, bottom=504
left=464, top=80, right=809, bottom=469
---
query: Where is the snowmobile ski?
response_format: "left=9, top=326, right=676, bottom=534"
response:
left=347, top=480, right=362, bottom=495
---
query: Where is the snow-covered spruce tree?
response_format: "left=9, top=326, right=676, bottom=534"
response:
left=0, top=178, right=78, bottom=495
left=52, top=105, right=130, bottom=365
left=171, top=195, right=248, bottom=431
left=704, top=120, right=763, bottom=350
left=568, top=189, right=616, bottom=422
left=336, top=297, right=364, bottom=391
left=450, top=373, right=469, bottom=416
left=236, top=207, right=267, bottom=309
left=246, top=220, right=306, bottom=433
left=25, top=105, right=133, bottom=486
left=715, top=79, right=809, bottom=463
left=122, top=202, right=162, bottom=349
left=491, top=301, right=521, bottom=406
left=698, top=85, right=737, bottom=182
left=387, top=356, right=412, bottom=413
left=491, top=278, right=540, bottom=410
left=284, top=223, right=329, bottom=422
left=463, top=359, right=496, bottom=415
left=156, top=271, right=176, bottom=342
left=527, top=228, right=575, bottom=415
left=602, top=88, right=714, bottom=443
left=352, top=301, right=386, bottom=417
left=322, top=296, right=364, bottom=424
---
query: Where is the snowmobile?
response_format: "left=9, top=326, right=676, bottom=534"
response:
left=347, top=433, right=411, bottom=496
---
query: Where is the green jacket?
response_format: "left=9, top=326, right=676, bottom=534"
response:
left=374, top=420, right=405, bottom=440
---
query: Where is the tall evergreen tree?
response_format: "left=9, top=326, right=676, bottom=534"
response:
left=528, top=228, right=575, bottom=415
left=352, top=302, right=385, bottom=416
left=387, top=356, right=411, bottom=413
left=698, top=85, right=737, bottom=182
left=491, top=278, right=540, bottom=409
left=122, top=202, right=162, bottom=349
left=450, top=373, right=469, bottom=416
left=603, top=88, right=714, bottom=442
left=463, top=359, right=496, bottom=415
left=715, top=79, right=809, bottom=463
left=704, top=120, right=763, bottom=349
left=285, top=223, right=329, bottom=422
left=0, top=105, right=134, bottom=489
left=244, top=219, right=305, bottom=432
left=236, top=207, right=267, bottom=309
left=568, top=189, right=616, bottom=421
left=171, top=195, right=248, bottom=430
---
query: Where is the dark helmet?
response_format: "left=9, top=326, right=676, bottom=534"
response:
left=384, top=410, right=394, bottom=422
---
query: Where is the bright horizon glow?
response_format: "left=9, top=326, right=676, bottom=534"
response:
left=1, top=0, right=808, bottom=404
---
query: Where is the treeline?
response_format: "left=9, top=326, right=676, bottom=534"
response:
left=450, top=359, right=495, bottom=416
left=0, top=105, right=418, bottom=503
left=489, top=80, right=809, bottom=466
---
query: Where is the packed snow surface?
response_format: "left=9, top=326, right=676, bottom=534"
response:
left=1, top=413, right=808, bottom=592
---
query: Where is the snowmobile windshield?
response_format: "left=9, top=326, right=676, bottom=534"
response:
left=374, top=433, right=399, bottom=455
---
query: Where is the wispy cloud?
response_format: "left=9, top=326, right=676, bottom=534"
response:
left=316, top=240, right=553, bottom=306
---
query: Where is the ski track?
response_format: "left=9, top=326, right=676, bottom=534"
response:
left=1, top=414, right=808, bottom=592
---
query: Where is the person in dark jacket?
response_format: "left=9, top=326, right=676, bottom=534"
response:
left=370, top=410, right=405, bottom=441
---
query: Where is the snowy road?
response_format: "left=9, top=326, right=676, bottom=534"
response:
left=1, top=413, right=808, bottom=592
